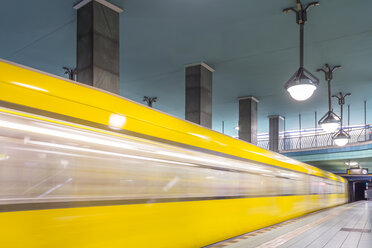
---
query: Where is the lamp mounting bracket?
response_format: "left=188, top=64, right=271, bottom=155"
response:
left=316, top=64, right=341, bottom=81
left=332, top=92, right=350, bottom=129
left=332, top=92, right=351, bottom=106
left=284, top=66, right=319, bottom=89
left=317, top=63, right=341, bottom=112
left=318, top=110, right=341, bottom=126
left=143, top=96, right=158, bottom=107
left=283, top=0, right=319, bottom=25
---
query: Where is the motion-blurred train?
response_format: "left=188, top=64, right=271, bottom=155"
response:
left=0, top=59, right=347, bottom=247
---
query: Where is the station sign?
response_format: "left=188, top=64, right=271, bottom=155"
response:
left=347, top=168, right=368, bottom=175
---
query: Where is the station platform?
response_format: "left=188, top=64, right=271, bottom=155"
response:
left=207, top=201, right=372, bottom=248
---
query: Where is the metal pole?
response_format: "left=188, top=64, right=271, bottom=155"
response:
left=284, top=117, right=286, bottom=150
left=222, top=121, right=224, bottom=134
left=340, top=101, right=343, bottom=129
left=299, top=113, right=302, bottom=149
left=299, top=24, right=304, bottom=68
left=364, top=100, right=367, bottom=140
left=315, top=111, right=317, bottom=147
left=327, top=79, right=332, bottom=111
left=347, top=104, right=350, bottom=131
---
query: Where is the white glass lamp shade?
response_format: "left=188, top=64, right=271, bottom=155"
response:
left=285, top=68, right=318, bottom=101
left=333, top=130, right=349, bottom=146
left=319, top=112, right=340, bottom=133
left=287, top=84, right=317, bottom=101
left=334, top=137, right=349, bottom=146
left=321, top=122, right=339, bottom=133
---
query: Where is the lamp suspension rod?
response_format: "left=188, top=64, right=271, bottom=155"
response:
left=348, top=104, right=350, bottom=128
left=283, top=0, right=319, bottom=71
left=299, top=22, right=304, bottom=68
left=299, top=113, right=302, bottom=137
left=333, top=92, right=351, bottom=130
left=364, top=100, right=367, bottom=140
left=317, top=64, right=341, bottom=112
left=341, top=101, right=343, bottom=129
left=364, top=100, right=367, bottom=127
left=314, top=111, right=318, bottom=146
left=296, top=0, right=305, bottom=68
left=327, top=75, right=332, bottom=111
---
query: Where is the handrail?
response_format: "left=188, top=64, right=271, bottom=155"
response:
left=257, top=125, right=372, bottom=151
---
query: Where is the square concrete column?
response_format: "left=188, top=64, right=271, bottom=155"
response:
left=74, top=0, right=123, bottom=94
left=269, top=115, right=285, bottom=152
left=238, top=96, right=259, bottom=144
left=185, top=62, right=214, bottom=128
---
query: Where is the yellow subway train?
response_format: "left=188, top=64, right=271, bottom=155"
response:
left=0, top=59, right=347, bottom=247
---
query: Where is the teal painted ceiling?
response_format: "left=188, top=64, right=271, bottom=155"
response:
left=1, top=0, right=372, bottom=136
left=284, top=143, right=372, bottom=173
left=309, top=157, right=372, bottom=174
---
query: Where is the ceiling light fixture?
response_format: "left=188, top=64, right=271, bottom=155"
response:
left=332, top=92, right=351, bottom=146
left=283, top=0, right=320, bottom=101
left=345, top=160, right=359, bottom=168
left=317, top=64, right=341, bottom=133
left=333, top=130, right=349, bottom=147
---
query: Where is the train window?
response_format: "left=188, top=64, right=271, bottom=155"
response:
left=0, top=110, right=346, bottom=206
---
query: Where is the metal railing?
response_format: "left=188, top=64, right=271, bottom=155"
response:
left=256, top=125, right=372, bottom=152
left=257, top=139, right=269, bottom=150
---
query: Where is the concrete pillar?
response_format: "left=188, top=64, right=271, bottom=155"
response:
left=185, top=62, right=214, bottom=128
left=269, top=115, right=285, bottom=152
left=238, top=96, right=259, bottom=144
left=74, top=0, right=123, bottom=94
left=348, top=182, right=354, bottom=203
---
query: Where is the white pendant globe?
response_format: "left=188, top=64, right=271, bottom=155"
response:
left=319, top=112, right=340, bottom=133
left=320, top=122, right=339, bottom=133
left=333, top=130, right=350, bottom=146
left=287, top=84, right=317, bottom=101
left=334, top=137, right=349, bottom=146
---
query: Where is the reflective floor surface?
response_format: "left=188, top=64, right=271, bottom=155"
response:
left=207, top=201, right=372, bottom=248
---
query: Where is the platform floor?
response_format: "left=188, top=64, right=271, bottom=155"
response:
left=207, top=201, right=372, bottom=248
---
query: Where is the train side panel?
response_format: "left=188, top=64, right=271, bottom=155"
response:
left=0, top=194, right=346, bottom=248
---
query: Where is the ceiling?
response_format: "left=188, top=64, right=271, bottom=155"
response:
left=1, top=0, right=372, bottom=137
left=309, top=157, right=372, bottom=174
